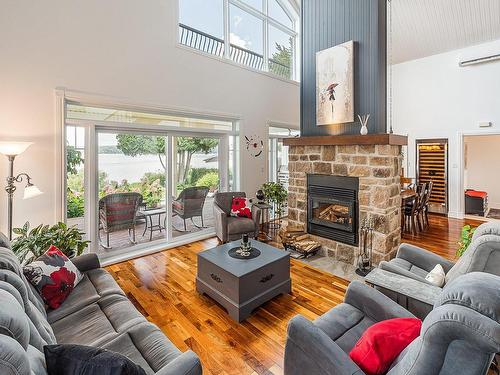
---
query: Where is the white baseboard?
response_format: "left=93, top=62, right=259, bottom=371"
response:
left=448, top=211, right=464, bottom=219
left=100, top=230, right=216, bottom=267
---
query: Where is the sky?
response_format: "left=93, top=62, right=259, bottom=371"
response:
left=179, top=0, right=293, bottom=56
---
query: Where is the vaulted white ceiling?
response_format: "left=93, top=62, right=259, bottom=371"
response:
left=390, top=0, right=500, bottom=64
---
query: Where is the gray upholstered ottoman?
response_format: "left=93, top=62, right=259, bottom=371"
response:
left=196, top=240, right=291, bottom=322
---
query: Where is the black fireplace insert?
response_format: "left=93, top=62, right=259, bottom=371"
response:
left=307, top=174, right=359, bottom=245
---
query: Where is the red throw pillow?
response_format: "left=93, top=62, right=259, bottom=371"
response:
left=230, top=197, right=252, bottom=219
left=23, top=245, right=83, bottom=309
left=349, top=317, right=421, bottom=375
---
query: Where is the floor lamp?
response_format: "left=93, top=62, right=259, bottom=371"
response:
left=0, top=142, right=43, bottom=240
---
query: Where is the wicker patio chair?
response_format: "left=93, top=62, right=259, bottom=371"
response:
left=99, top=192, right=143, bottom=249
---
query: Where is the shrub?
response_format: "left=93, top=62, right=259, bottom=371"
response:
left=189, top=168, right=218, bottom=185
left=67, top=190, right=84, bottom=218
left=196, top=172, right=219, bottom=191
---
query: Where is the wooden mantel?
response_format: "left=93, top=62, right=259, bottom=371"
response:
left=283, top=133, right=408, bottom=146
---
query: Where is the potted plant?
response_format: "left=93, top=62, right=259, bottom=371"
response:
left=12, top=222, right=90, bottom=264
left=262, top=182, right=288, bottom=225
left=456, top=224, right=476, bottom=257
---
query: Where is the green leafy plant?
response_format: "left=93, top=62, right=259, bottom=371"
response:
left=196, top=172, right=219, bottom=192
left=67, top=190, right=84, bottom=218
left=12, top=222, right=90, bottom=264
left=262, top=182, right=288, bottom=218
left=66, top=145, right=84, bottom=175
left=457, top=224, right=476, bottom=257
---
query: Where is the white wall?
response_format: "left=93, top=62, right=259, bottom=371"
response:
left=464, top=135, right=500, bottom=209
left=0, top=0, right=299, bottom=232
left=392, top=39, right=500, bottom=217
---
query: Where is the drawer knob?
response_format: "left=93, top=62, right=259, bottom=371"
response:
left=210, top=273, right=222, bottom=283
left=260, top=274, right=274, bottom=283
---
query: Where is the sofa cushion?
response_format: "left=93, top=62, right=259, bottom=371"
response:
left=388, top=258, right=428, bottom=280
left=445, top=234, right=500, bottom=284
left=47, top=268, right=125, bottom=324
left=44, top=344, right=147, bottom=375
left=436, top=272, right=500, bottom=322
left=23, top=245, right=83, bottom=309
left=51, top=294, right=146, bottom=347
left=0, top=233, right=10, bottom=249
left=101, top=322, right=182, bottom=375
left=0, top=273, right=56, bottom=350
left=227, top=216, right=255, bottom=234
left=0, top=288, right=30, bottom=349
left=314, top=303, right=376, bottom=352
left=0, top=247, right=47, bottom=316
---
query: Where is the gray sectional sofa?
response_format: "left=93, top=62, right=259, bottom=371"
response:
left=378, top=221, right=500, bottom=317
left=0, top=233, right=202, bottom=375
left=285, top=273, right=500, bottom=375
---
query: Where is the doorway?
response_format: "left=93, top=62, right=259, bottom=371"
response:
left=463, top=134, right=500, bottom=220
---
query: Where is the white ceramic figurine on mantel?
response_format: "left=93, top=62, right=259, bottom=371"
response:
left=358, top=114, right=370, bottom=135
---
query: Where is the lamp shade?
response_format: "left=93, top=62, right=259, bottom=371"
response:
left=0, top=142, right=33, bottom=156
left=23, top=184, right=43, bottom=200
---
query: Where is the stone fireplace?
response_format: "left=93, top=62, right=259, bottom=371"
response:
left=285, top=134, right=406, bottom=266
left=307, top=174, right=359, bottom=246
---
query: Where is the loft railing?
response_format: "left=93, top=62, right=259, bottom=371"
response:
left=179, top=23, right=291, bottom=80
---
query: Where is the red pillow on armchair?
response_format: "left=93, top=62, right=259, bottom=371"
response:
left=349, top=317, right=421, bottom=375
left=230, top=197, right=252, bottom=219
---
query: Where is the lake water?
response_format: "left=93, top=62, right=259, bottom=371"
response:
left=98, top=153, right=218, bottom=182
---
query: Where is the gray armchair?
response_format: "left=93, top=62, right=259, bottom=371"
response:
left=213, top=192, right=260, bottom=243
left=284, top=272, right=500, bottom=375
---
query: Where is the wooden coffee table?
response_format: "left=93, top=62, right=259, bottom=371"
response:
left=196, top=240, right=291, bottom=322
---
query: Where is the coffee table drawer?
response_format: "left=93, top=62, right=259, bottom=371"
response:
left=197, top=257, right=238, bottom=301
left=239, top=257, right=290, bottom=302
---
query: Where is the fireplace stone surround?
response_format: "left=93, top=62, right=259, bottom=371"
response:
left=284, top=134, right=406, bottom=266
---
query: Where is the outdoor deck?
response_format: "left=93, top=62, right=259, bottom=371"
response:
left=68, top=197, right=215, bottom=253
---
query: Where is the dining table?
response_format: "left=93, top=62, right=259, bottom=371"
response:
left=401, top=188, right=417, bottom=204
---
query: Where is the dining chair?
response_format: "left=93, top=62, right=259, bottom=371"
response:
left=403, top=184, right=425, bottom=235
left=422, top=181, right=433, bottom=227
left=416, top=182, right=429, bottom=231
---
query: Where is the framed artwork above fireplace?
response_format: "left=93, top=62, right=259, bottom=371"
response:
left=316, top=40, right=354, bottom=125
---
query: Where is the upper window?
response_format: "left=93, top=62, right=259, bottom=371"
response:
left=178, top=0, right=298, bottom=81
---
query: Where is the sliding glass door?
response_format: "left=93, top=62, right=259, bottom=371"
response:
left=171, top=135, right=224, bottom=239
left=64, top=102, right=236, bottom=258
left=65, top=127, right=229, bottom=255
left=96, top=130, right=168, bottom=252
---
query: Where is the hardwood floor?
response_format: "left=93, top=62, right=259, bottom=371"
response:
left=106, top=214, right=485, bottom=375
left=106, top=237, right=349, bottom=375
left=402, top=214, right=484, bottom=261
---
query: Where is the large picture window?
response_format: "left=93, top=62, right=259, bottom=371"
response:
left=178, top=0, right=298, bottom=80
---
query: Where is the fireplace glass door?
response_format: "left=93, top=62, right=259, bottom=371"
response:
left=309, top=197, right=354, bottom=232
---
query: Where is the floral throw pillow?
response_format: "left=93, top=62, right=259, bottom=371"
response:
left=23, top=245, right=83, bottom=309
left=230, top=197, right=252, bottom=219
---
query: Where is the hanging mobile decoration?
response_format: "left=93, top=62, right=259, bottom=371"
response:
left=245, top=135, right=264, bottom=157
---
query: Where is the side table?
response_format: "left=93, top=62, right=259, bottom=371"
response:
left=365, top=268, right=442, bottom=319
left=252, top=202, right=273, bottom=240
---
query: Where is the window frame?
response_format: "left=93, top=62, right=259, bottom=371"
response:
left=178, top=0, right=299, bottom=81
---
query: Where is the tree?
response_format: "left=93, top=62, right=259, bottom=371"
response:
left=269, top=40, right=292, bottom=78
left=115, top=135, right=218, bottom=184
left=66, top=145, right=84, bottom=175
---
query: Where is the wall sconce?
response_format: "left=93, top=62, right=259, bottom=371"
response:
left=0, top=141, right=43, bottom=240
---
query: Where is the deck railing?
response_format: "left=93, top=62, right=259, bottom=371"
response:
left=179, top=23, right=291, bottom=80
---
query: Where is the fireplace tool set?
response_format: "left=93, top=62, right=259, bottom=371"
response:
left=355, top=218, right=375, bottom=276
